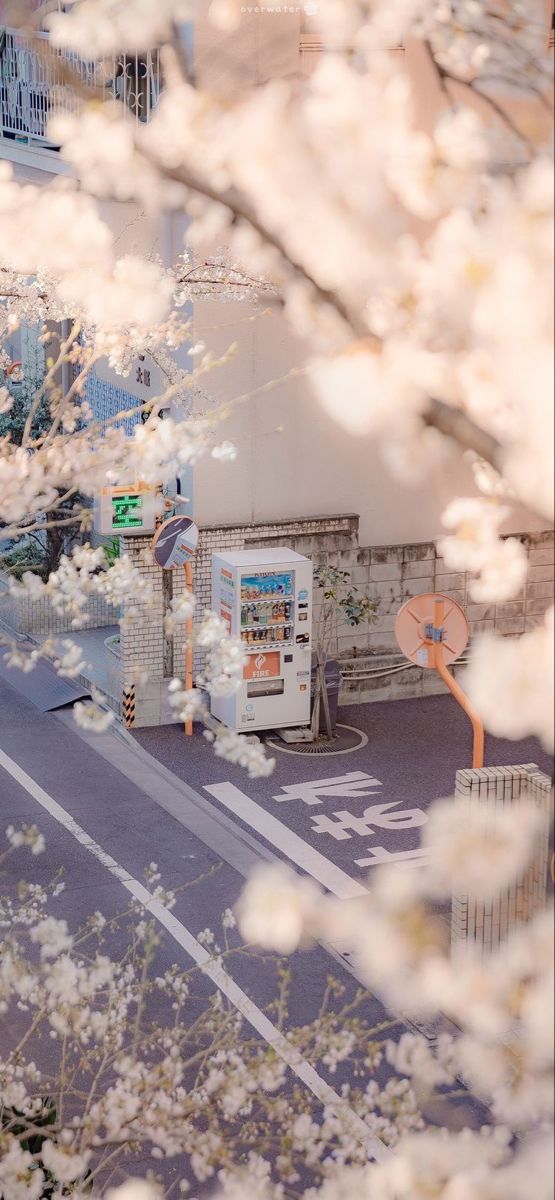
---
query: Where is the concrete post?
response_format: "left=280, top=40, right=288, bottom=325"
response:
left=451, top=763, right=553, bottom=956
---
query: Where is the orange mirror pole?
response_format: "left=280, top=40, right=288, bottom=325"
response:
left=184, top=560, right=194, bottom=736
left=431, top=599, right=484, bottom=768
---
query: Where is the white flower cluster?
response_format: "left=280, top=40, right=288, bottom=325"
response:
left=3, top=826, right=419, bottom=1198
left=0, top=443, right=59, bottom=526
left=439, top=498, right=528, bottom=603
left=237, top=864, right=322, bottom=954
left=126, top=415, right=208, bottom=485
left=0, top=386, right=13, bottom=416
left=48, top=0, right=193, bottom=56
left=73, top=696, right=115, bottom=732
left=197, top=616, right=246, bottom=699
left=168, top=680, right=207, bottom=724
left=0, top=166, right=173, bottom=340
left=164, top=591, right=196, bottom=636
left=94, top=552, right=154, bottom=611
left=204, top=726, right=276, bottom=778
left=40, top=545, right=152, bottom=630
left=52, top=638, right=87, bottom=679
left=464, top=604, right=554, bottom=750
left=236, top=794, right=554, bottom=1151
left=5, top=823, right=45, bottom=856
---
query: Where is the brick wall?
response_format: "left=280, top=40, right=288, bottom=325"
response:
left=0, top=573, right=118, bottom=636
left=118, top=536, right=188, bottom=727
left=119, top=537, right=187, bottom=684
left=193, top=519, right=554, bottom=703
left=117, top=520, right=553, bottom=724
left=451, top=763, right=553, bottom=956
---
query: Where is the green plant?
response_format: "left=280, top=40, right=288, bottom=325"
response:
left=310, top=565, right=379, bottom=739
left=0, top=356, right=89, bottom=579
left=314, top=565, right=379, bottom=660
left=0, top=539, right=48, bottom=581
left=102, top=537, right=120, bottom=567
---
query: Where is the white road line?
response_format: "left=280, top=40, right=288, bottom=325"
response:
left=0, top=747, right=389, bottom=1163
left=204, top=782, right=368, bottom=899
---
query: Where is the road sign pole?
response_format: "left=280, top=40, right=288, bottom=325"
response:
left=430, top=599, right=484, bottom=769
left=151, top=515, right=199, bottom=740
left=184, top=560, right=194, bottom=737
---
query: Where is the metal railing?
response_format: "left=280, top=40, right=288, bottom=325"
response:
left=0, top=29, right=161, bottom=145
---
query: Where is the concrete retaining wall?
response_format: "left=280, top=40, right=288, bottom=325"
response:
left=194, top=519, right=554, bottom=705
left=110, top=518, right=553, bottom=727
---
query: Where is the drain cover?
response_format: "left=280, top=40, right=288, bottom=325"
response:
left=266, top=724, right=368, bottom=756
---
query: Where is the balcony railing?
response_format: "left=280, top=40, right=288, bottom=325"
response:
left=0, top=29, right=161, bottom=146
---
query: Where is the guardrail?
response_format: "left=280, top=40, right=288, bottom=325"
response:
left=0, top=29, right=161, bottom=145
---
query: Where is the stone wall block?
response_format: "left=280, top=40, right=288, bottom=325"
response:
left=369, top=562, right=404, bottom=583
left=495, top=600, right=524, bottom=618
left=528, top=563, right=555, bottom=583
left=527, top=581, right=554, bottom=599
left=370, top=545, right=404, bottom=565
left=494, top=616, right=526, bottom=635
left=398, top=578, right=436, bottom=600
left=403, top=542, right=436, bottom=562
left=434, top=571, right=466, bottom=592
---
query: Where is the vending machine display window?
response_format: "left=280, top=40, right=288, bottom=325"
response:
left=240, top=572, right=293, bottom=600
left=240, top=571, right=295, bottom=650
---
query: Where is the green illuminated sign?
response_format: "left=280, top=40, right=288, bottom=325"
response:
left=111, top=494, right=143, bottom=529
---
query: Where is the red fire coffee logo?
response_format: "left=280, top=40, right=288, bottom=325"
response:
left=243, top=651, right=280, bottom=681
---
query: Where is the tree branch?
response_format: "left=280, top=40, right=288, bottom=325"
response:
left=149, top=157, right=371, bottom=340
left=423, top=38, right=534, bottom=152
left=141, top=153, right=519, bottom=481
left=423, top=398, right=504, bottom=469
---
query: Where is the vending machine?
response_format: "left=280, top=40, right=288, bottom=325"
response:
left=211, top=548, right=313, bottom=732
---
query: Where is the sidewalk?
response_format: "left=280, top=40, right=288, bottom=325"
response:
left=59, top=625, right=121, bottom=706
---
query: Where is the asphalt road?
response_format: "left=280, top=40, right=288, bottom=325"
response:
left=0, top=674, right=413, bottom=1191
left=1, top=674, right=551, bottom=1191
left=134, top=695, right=554, bottom=896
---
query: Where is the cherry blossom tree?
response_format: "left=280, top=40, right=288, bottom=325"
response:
left=0, top=0, right=552, bottom=752
left=1, top=796, right=552, bottom=1200
left=1, top=829, right=424, bottom=1199
left=234, top=794, right=553, bottom=1200
left=0, top=4, right=553, bottom=1194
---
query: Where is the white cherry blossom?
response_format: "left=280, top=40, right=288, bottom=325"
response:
left=463, top=606, right=554, bottom=750
left=48, top=0, right=193, bottom=56
left=236, top=864, right=322, bottom=953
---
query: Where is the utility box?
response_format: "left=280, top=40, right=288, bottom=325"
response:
left=211, top=548, right=313, bottom=732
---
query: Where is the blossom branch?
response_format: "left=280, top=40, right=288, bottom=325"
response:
left=423, top=38, right=535, bottom=151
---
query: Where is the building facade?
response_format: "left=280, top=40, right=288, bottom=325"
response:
left=1, top=5, right=553, bottom=725
left=1, top=5, right=551, bottom=545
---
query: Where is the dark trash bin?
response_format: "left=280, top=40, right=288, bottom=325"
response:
left=311, top=657, right=341, bottom=733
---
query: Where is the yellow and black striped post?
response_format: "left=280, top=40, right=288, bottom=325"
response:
left=122, top=684, right=136, bottom=728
